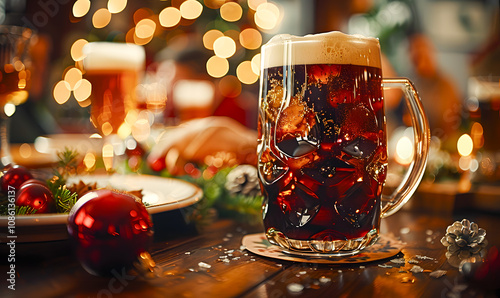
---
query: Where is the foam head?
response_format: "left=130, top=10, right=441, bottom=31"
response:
left=83, top=42, right=145, bottom=71
left=261, top=31, right=381, bottom=69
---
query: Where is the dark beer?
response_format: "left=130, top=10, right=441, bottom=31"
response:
left=258, top=31, right=429, bottom=255
left=259, top=63, right=387, bottom=246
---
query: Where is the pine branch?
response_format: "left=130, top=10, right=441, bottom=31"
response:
left=57, top=147, right=79, bottom=170
left=54, top=185, right=79, bottom=214
left=53, top=147, right=80, bottom=184
left=15, top=205, right=37, bottom=215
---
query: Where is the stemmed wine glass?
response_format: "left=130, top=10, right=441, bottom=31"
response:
left=0, top=25, right=33, bottom=168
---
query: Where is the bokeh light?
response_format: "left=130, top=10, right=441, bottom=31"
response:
left=254, top=2, right=280, bottom=30
left=459, top=156, right=469, bottom=171
left=102, top=143, right=114, bottom=171
left=53, top=81, right=71, bottom=104
left=70, top=39, right=88, bottom=62
left=220, top=2, right=243, bottom=22
left=240, top=28, right=262, bottom=50
left=159, top=7, right=182, bottom=27
left=471, top=122, right=484, bottom=149
left=457, top=134, right=473, bottom=157
left=101, top=122, right=114, bottom=136
left=251, top=53, right=260, bottom=75
left=108, top=0, right=127, bottom=14
left=92, top=8, right=112, bottom=29
left=248, top=0, right=267, bottom=11
left=395, top=136, right=413, bottom=165
left=83, top=151, right=96, bottom=170
left=73, top=79, right=92, bottom=102
left=203, top=29, right=224, bottom=50
left=213, top=36, right=236, bottom=58
left=76, top=97, right=91, bottom=108
left=19, top=143, right=31, bottom=159
left=135, top=18, right=156, bottom=39
left=117, top=122, right=132, bottom=139
left=72, top=0, right=91, bottom=18
left=236, top=61, right=259, bottom=84
left=180, top=0, right=203, bottom=20
left=64, top=67, right=83, bottom=90
left=4, top=103, right=15, bottom=117
left=206, top=56, right=229, bottom=78
left=133, top=27, right=154, bottom=45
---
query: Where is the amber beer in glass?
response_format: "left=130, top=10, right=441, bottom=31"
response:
left=83, top=42, right=145, bottom=135
left=258, top=32, right=430, bottom=255
left=0, top=25, right=33, bottom=167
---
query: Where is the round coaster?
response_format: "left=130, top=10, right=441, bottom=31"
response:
left=242, top=233, right=404, bottom=264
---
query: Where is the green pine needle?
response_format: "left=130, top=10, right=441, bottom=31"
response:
left=57, top=147, right=79, bottom=169
left=15, top=205, right=37, bottom=215
left=54, top=185, right=79, bottom=214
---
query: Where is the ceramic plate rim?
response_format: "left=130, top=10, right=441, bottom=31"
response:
left=0, top=174, right=203, bottom=226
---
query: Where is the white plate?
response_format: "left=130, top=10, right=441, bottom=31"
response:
left=0, top=174, right=203, bottom=242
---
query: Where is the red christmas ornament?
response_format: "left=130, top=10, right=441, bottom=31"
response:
left=67, top=189, right=154, bottom=276
left=15, top=181, right=55, bottom=213
left=1, top=165, right=34, bottom=192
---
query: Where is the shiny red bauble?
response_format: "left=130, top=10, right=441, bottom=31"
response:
left=15, top=180, right=55, bottom=213
left=1, top=165, right=34, bottom=192
left=67, top=189, right=153, bottom=276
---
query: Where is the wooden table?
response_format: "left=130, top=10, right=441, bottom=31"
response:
left=1, top=209, right=500, bottom=298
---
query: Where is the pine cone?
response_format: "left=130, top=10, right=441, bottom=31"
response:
left=68, top=180, right=98, bottom=198
left=441, top=219, right=488, bottom=267
left=225, top=165, right=261, bottom=197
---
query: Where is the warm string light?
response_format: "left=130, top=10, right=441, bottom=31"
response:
left=159, top=7, right=181, bottom=27
left=53, top=63, right=92, bottom=107
left=395, top=136, right=413, bottom=165
left=206, top=56, right=229, bottom=78
left=58, top=0, right=284, bottom=130
left=69, top=0, right=280, bottom=81
left=456, top=123, right=486, bottom=173
left=72, top=0, right=91, bottom=18
left=180, top=0, right=203, bottom=20
left=108, top=0, right=127, bottom=14
left=220, top=2, right=242, bottom=22
left=92, top=8, right=112, bottom=28
left=457, top=134, right=473, bottom=157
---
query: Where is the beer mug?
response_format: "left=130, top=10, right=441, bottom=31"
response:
left=257, top=32, right=430, bottom=255
left=83, top=42, right=145, bottom=136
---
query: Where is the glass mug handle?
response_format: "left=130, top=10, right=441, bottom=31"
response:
left=381, top=78, right=430, bottom=217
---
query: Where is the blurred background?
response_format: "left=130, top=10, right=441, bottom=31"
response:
left=1, top=0, right=500, bottom=192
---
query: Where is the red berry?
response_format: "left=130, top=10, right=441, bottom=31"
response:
left=15, top=182, right=55, bottom=213
left=67, top=189, right=153, bottom=276
left=1, top=165, right=34, bottom=192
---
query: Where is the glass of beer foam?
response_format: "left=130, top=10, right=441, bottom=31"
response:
left=257, top=31, right=430, bottom=256
left=0, top=25, right=33, bottom=167
left=83, top=42, right=145, bottom=137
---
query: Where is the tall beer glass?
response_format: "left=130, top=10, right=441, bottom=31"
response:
left=82, top=42, right=145, bottom=170
left=0, top=26, right=33, bottom=167
left=258, top=32, right=430, bottom=256
left=83, top=42, right=145, bottom=136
